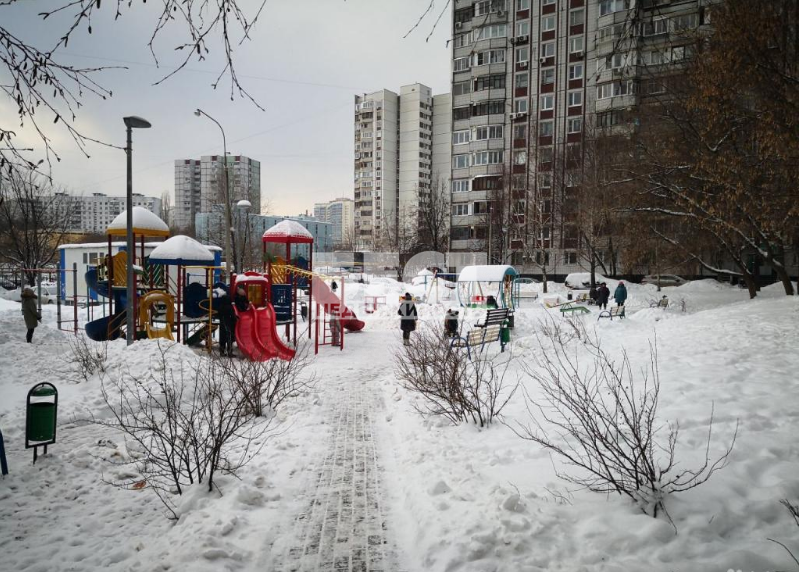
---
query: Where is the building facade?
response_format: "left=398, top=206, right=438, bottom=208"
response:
left=448, top=0, right=706, bottom=274
left=313, top=198, right=355, bottom=248
left=354, top=84, right=452, bottom=251
left=52, top=192, right=162, bottom=234
left=174, top=155, right=261, bottom=231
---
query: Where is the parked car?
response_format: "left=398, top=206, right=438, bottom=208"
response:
left=1, top=280, right=18, bottom=290
left=641, top=274, right=688, bottom=287
left=515, top=277, right=540, bottom=285
left=565, top=273, right=608, bottom=290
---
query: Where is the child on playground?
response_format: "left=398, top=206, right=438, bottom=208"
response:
left=444, top=308, right=459, bottom=338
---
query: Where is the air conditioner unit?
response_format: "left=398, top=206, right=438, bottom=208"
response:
left=516, top=34, right=529, bottom=43
left=510, top=37, right=517, bottom=44
left=519, top=61, right=529, bottom=68
left=497, top=10, right=505, bottom=16
left=539, top=57, right=547, bottom=63
left=573, top=51, right=584, bottom=58
left=455, top=21, right=463, bottom=29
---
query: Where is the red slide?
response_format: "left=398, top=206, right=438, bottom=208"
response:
left=311, top=276, right=365, bottom=332
left=235, top=304, right=296, bottom=361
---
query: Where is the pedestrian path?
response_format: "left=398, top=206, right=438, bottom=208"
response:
left=269, top=363, right=399, bottom=572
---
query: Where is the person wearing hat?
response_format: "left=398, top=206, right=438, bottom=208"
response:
left=444, top=308, right=459, bottom=338
left=597, top=282, right=611, bottom=310
left=21, top=286, right=42, bottom=343
left=214, top=286, right=236, bottom=357
left=614, top=281, right=628, bottom=307
left=397, top=292, right=418, bottom=346
left=233, top=285, right=250, bottom=313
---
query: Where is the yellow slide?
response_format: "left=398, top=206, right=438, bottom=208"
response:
left=139, top=290, right=175, bottom=341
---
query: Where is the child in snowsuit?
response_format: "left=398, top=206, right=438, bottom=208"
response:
left=444, top=309, right=459, bottom=338
left=397, top=293, right=418, bottom=346
left=21, top=287, right=41, bottom=343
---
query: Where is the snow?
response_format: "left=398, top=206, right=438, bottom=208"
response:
left=106, top=207, right=169, bottom=236
left=262, top=220, right=314, bottom=243
left=148, top=235, right=215, bottom=266
left=1, top=277, right=798, bottom=572
left=458, top=265, right=516, bottom=283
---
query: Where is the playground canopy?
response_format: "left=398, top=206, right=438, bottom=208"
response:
left=457, top=265, right=518, bottom=309
left=106, top=207, right=170, bottom=237
left=148, top=235, right=215, bottom=266
left=262, top=220, right=314, bottom=244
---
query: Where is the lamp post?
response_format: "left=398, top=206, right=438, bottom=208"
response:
left=123, top=116, right=152, bottom=346
left=194, top=109, right=233, bottom=280
left=236, top=199, right=252, bottom=272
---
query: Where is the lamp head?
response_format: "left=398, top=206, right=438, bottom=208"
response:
left=236, top=199, right=252, bottom=210
left=194, top=109, right=202, bottom=117
left=123, top=116, right=151, bottom=129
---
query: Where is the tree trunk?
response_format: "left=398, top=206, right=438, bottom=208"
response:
left=772, top=263, right=795, bottom=295
left=742, top=272, right=758, bottom=299
left=542, top=268, right=548, bottom=294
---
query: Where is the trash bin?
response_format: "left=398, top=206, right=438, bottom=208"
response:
left=567, top=291, right=573, bottom=301
left=26, top=383, right=58, bottom=463
left=507, top=312, right=515, bottom=329
left=500, top=321, right=511, bottom=345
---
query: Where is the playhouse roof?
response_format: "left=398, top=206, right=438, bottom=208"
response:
left=106, top=207, right=170, bottom=237
left=457, top=265, right=517, bottom=283
left=262, top=220, right=314, bottom=244
left=148, top=235, right=215, bottom=266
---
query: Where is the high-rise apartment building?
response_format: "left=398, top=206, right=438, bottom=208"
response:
left=174, top=155, right=261, bottom=231
left=449, top=0, right=706, bottom=272
left=52, top=192, right=162, bottom=234
left=354, top=84, right=452, bottom=251
left=314, top=198, right=355, bottom=248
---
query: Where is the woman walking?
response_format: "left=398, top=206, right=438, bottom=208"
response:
left=397, top=293, right=418, bottom=346
left=21, top=287, right=41, bottom=343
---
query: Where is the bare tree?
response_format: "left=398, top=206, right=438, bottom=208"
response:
left=160, top=190, right=173, bottom=229
left=0, top=168, right=76, bottom=284
left=416, top=174, right=451, bottom=253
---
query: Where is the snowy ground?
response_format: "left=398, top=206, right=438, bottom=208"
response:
left=1, top=279, right=798, bottom=571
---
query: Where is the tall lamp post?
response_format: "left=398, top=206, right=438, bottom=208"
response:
left=194, top=109, right=233, bottom=280
left=123, top=116, right=151, bottom=346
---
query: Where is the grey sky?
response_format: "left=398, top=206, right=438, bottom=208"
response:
left=2, top=0, right=452, bottom=216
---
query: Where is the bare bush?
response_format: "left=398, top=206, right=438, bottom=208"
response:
left=393, top=325, right=517, bottom=427
left=65, top=332, right=108, bottom=383
left=514, top=337, right=738, bottom=520
left=220, top=341, right=316, bottom=417
left=768, top=499, right=799, bottom=568
left=537, top=314, right=589, bottom=346
left=97, top=343, right=274, bottom=518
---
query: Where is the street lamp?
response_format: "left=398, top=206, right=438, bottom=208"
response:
left=123, top=115, right=152, bottom=346
left=194, top=108, right=233, bottom=279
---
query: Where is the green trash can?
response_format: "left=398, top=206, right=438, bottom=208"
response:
left=26, top=383, right=58, bottom=463
left=500, top=320, right=511, bottom=345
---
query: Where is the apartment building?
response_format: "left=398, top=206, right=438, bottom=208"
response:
left=354, top=84, right=452, bottom=251
left=449, top=0, right=706, bottom=273
left=313, top=198, right=355, bottom=248
left=52, top=192, right=162, bottom=234
left=174, top=154, right=261, bottom=231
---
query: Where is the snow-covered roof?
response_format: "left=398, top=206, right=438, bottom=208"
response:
left=148, top=235, right=215, bottom=266
left=106, top=207, right=170, bottom=237
left=458, top=265, right=517, bottom=283
left=262, top=220, right=314, bottom=244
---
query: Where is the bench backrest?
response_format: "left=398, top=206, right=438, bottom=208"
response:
left=658, top=299, right=668, bottom=307
left=483, top=308, right=509, bottom=326
left=467, top=323, right=501, bottom=345
left=611, top=306, right=624, bottom=316
left=576, top=293, right=589, bottom=302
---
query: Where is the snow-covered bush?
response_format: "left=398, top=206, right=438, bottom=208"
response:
left=97, top=343, right=274, bottom=518
left=515, top=338, right=738, bottom=520
left=66, top=332, right=107, bottom=382
left=393, top=326, right=517, bottom=427
left=220, top=341, right=316, bottom=417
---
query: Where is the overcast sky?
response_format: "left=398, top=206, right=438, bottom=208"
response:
left=2, top=0, right=452, bottom=215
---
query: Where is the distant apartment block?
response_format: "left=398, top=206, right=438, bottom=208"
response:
left=174, top=154, right=261, bottom=231
left=354, top=83, right=452, bottom=251
left=314, top=198, right=355, bottom=248
left=52, top=192, right=162, bottom=234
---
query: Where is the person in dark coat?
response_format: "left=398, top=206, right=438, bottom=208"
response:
left=397, top=292, right=418, bottom=346
left=214, top=287, right=236, bottom=357
left=614, top=281, right=628, bottom=307
left=486, top=295, right=498, bottom=309
left=331, top=280, right=338, bottom=293
left=444, top=308, right=459, bottom=338
left=233, top=285, right=250, bottom=312
left=597, top=282, right=610, bottom=310
left=21, top=287, right=41, bottom=343
left=589, top=285, right=598, bottom=305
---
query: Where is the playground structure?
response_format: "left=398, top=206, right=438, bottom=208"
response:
left=457, top=265, right=519, bottom=310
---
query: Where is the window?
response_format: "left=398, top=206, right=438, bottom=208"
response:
left=473, top=200, right=490, bottom=214
left=599, top=0, right=627, bottom=16
left=454, top=57, right=470, bottom=72
left=569, top=63, right=584, bottom=80
left=541, top=68, right=555, bottom=85
left=566, top=142, right=581, bottom=162
left=473, top=100, right=505, bottom=116
left=539, top=146, right=553, bottom=162
left=570, top=8, right=584, bottom=26
left=540, top=94, right=554, bottom=110
left=567, top=117, right=582, bottom=133
left=514, top=150, right=527, bottom=165
left=570, top=36, right=584, bottom=54
left=539, top=120, right=553, bottom=136
left=453, top=34, right=469, bottom=48
left=454, top=7, right=473, bottom=24
left=473, top=150, right=504, bottom=165
left=539, top=173, right=552, bottom=188
left=453, top=80, right=471, bottom=96
left=542, top=0, right=555, bottom=5
left=607, top=52, right=627, bottom=69
left=474, top=74, right=506, bottom=91
left=671, top=13, right=698, bottom=32
left=515, top=99, right=528, bottom=113
left=473, top=49, right=506, bottom=66
left=452, top=179, right=470, bottom=193
left=643, top=18, right=668, bottom=36
left=516, top=46, right=529, bottom=63
left=451, top=227, right=470, bottom=241
left=541, top=42, right=555, bottom=58
left=568, top=90, right=582, bottom=107
left=452, top=203, right=470, bottom=216
left=513, top=124, right=527, bottom=140
left=597, top=80, right=636, bottom=99
left=515, top=72, right=528, bottom=89
left=516, top=21, right=529, bottom=37
left=541, top=15, right=556, bottom=32
left=474, top=24, right=507, bottom=41
left=453, top=154, right=469, bottom=169
left=453, top=106, right=471, bottom=120
left=596, top=23, right=625, bottom=43
left=516, top=0, right=529, bottom=8
left=564, top=252, right=578, bottom=265
left=565, top=171, right=581, bottom=187
left=452, top=130, right=470, bottom=145
left=512, top=174, right=526, bottom=189
left=474, top=125, right=504, bottom=140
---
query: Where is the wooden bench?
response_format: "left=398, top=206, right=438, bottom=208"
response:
left=598, top=306, right=626, bottom=321
left=650, top=297, right=669, bottom=309
left=451, top=308, right=509, bottom=359
left=560, top=302, right=591, bottom=316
